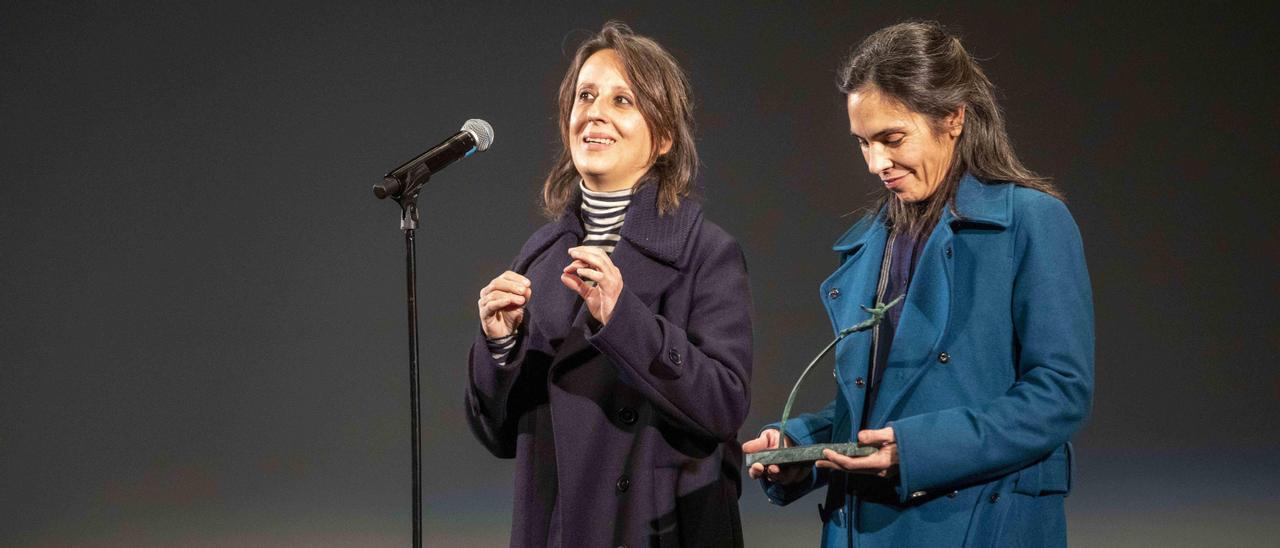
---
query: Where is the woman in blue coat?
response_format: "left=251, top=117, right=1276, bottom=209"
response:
left=743, top=21, right=1093, bottom=547
left=466, top=22, right=752, bottom=547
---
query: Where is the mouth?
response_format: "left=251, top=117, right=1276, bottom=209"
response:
left=881, top=173, right=908, bottom=190
left=582, top=133, right=616, bottom=148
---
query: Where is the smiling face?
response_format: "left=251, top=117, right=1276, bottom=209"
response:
left=847, top=86, right=963, bottom=203
left=568, top=49, right=669, bottom=192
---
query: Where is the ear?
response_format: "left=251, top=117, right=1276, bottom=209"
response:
left=655, top=135, right=673, bottom=156
left=945, top=105, right=966, bottom=139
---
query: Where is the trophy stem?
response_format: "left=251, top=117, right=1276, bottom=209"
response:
left=776, top=294, right=903, bottom=446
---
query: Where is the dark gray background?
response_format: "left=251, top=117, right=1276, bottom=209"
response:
left=3, top=1, right=1277, bottom=546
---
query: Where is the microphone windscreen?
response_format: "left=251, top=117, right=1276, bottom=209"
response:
left=462, top=119, right=495, bottom=151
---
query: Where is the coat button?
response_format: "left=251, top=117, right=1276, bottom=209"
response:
left=948, top=490, right=959, bottom=498
left=854, top=377, right=865, bottom=388
left=828, top=288, right=841, bottom=300
left=617, top=407, right=638, bottom=425
left=989, top=492, right=1001, bottom=503
left=616, top=475, right=630, bottom=493
left=668, top=349, right=683, bottom=366
left=938, top=352, right=950, bottom=364
left=910, top=490, right=927, bottom=499
left=945, top=246, right=953, bottom=258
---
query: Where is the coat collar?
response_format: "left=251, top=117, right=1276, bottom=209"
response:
left=832, top=174, right=1013, bottom=252
left=534, top=174, right=701, bottom=266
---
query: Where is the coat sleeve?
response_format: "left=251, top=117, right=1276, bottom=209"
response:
left=586, top=229, right=753, bottom=442
left=757, top=400, right=838, bottom=505
left=464, top=234, right=554, bottom=459
left=890, top=192, right=1094, bottom=502
left=465, top=327, right=536, bottom=458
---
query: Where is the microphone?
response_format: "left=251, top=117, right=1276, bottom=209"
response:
left=374, top=118, right=495, bottom=199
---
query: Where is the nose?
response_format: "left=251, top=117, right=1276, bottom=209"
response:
left=864, top=144, right=892, bottom=175
left=584, top=98, right=606, bottom=123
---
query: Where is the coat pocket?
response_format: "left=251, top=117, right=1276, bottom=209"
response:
left=1012, top=443, right=1072, bottom=496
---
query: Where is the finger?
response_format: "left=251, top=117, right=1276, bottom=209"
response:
left=820, top=448, right=880, bottom=470
left=858, top=427, right=895, bottom=446
left=574, top=267, right=604, bottom=282
left=568, top=246, right=613, bottom=269
left=480, top=289, right=526, bottom=306
left=499, top=271, right=531, bottom=285
left=561, top=259, right=591, bottom=274
left=743, top=434, right=772, bottom=453
left=743, top=432, right=778, bottom=453
left=748, top=463, right=764, bottom=480
left=487, top=278, right=531, bottom=296
left=480, top=297, right=524, bottom=318
left=560, top=271, right=590, bottom=297
left=480, top=294, right=526, bottom=315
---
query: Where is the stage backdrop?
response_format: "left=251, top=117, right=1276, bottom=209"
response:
left=2, top=1, right=1277, bottom=546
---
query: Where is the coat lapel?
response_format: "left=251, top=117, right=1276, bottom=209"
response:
left=866, top=175, right=1014, bottom=428
left=612, top=179, right=697, bottom=308
left=821, top=212, right=889, bottom=430
left=521, top=214, right=584, bottom=348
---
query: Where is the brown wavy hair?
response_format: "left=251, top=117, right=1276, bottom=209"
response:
left=838, top=21, right=1061, bottom=234
left=542, top=21, right=697, bottom=218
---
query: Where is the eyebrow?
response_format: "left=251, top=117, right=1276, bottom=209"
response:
left=851, top=126, right=908, bottom=140
left=577, top=83, right=633, bottom=93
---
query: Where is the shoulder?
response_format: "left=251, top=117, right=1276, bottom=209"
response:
left=1008, top=186, right=1079, bottom=235
left=1010, top=186, right=1070, bottom=216
left=1006, top=186, right=1087, bottom=261
left=685, top=211, right=748, bottom=272
left=693, top=214, right=736, bottom=249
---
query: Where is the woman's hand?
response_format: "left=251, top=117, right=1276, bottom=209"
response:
left=560, top=246, right=624, bottom=325
left=743, top=429, right=812, bottom=485
left=478, top=271, right=531, bottom=339
left=815, top=427, right=899, bottom=478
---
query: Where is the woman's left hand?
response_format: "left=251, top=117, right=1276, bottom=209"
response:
left=560, top=246, right=624, bottom=325
left=815, top=426, right=899, bottom=478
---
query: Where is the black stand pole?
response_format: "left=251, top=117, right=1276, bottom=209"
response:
left=377, top=164, right=431, bottom=548
left=400, top=197, right=423, bottom=548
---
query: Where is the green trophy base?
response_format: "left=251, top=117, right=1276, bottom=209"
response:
left=745, top=442, right=876, bottom=468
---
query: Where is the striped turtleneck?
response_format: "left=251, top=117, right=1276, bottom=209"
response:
left=578, top=180, right=632, bottom=254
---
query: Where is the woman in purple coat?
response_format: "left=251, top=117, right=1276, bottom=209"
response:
left=466, top=22, right=752, bottom=547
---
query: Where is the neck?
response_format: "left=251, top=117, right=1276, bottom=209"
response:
left=581, top=170, right=647, bottom=193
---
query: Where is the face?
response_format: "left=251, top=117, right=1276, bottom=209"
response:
left=568, top=49, right=669, bottom=192
left=846, top=87, right=963, bottom=203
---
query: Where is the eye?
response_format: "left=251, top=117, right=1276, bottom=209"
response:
left=614, top=94, right=633, bottom=106
left=856, top=137, right=869, bottom=148
left=577, top=90, right=595, bottom=102
left=884, top=133, right=905, bottom=146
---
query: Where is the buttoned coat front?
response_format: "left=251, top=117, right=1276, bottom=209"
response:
left=466, top=182, right=752, bottom=548
left=762, top=176, right=1094, bottom=547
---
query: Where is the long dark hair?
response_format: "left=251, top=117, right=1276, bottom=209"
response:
left=838, top=21, right=1060, bottom=234
left=543, top=21, right=697, bottom=218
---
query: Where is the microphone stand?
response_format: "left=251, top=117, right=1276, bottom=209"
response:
left=378, top=163, right=432, bottom=548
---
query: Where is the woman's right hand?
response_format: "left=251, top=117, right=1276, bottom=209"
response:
left=743, top=429, right=812, bottom=485
left=478, top=271, right=532, bottom=339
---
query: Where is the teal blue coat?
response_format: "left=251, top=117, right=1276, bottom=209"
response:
left=762, top=176, right=1094, bottom=547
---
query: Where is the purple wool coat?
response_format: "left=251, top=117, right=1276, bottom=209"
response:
left=466, top=182, right=753, bottom=548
